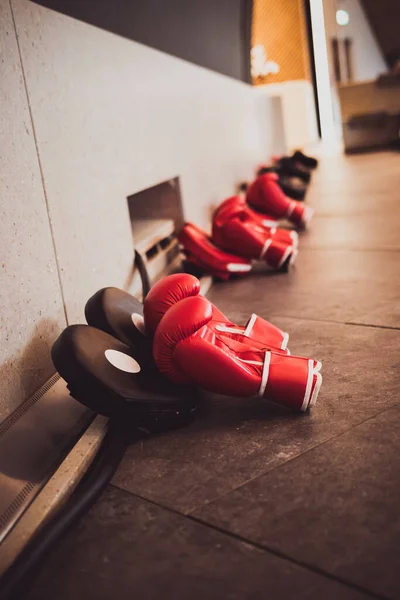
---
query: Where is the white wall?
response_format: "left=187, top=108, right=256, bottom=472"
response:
left=13, top=0, right=274, bottom=324
left=0, top=0, right=272, bottom=419
left=256, top=81, right=319, bottom=152
left=0, top=0, right=66, bottom=423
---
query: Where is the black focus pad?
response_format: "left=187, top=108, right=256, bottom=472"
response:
left=85, top=287, right=149, bottom=349
left=52, top=325, right=196, bottom=419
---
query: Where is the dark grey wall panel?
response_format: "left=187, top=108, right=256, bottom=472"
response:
left=32, top=0, right=252, bottom=82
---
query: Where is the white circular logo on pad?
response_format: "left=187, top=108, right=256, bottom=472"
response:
left=104, top=349, right=141, bottom=373
left=131, top=312, right=146, bottom=335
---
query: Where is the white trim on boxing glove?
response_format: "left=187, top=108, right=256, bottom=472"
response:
left=281, top=331, right=289, bottom=351
left=301, top=359, right=323, bottom=411
left=227, top=263, right=253, bottom=273
left=258, top=351, right=271, bottom=397
left=259, top=239, right=272, bottom=260
left=262, top=218, right=278, bottom=227
left=243, top=313, right=257, bottom=337
left=215, top=324, right=243, bottom=335
left=301, top=205, right=314, bottom=227
left=277, top=245, right=294, bottom=269
left=286, top=202, right=295, bottom=218
left=309, top=362, right=323, bottom=407
left=215, top=317, right=290, bottom=353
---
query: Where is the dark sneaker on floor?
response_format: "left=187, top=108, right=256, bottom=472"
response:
left=279, top=177, right=306, bottom=201
left=292, top=150, right=319, bottom=169
left=276, top=157, right=311, bottom=184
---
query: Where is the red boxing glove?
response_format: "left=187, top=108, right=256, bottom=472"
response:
left=144, top=273, right=200, bottom=335
left=247, top=174, right=313, bottom=228
left=153, top=296, right=322, bottom=412
left=234, top=198, right=298, bottom=248
left=178, top=223, right=252, bottom=280
left=144, top=273, right=290, bottom=352
left=212, top=196, right=298, bottom=269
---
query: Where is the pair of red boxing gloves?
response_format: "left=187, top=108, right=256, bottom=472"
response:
left=211, top=194, right=299, bottom=270
left=246, top=172, right=314, bottom=228
left=142, top=273, right=322, bottom=412
left=178, top=172, right=314, bottom=279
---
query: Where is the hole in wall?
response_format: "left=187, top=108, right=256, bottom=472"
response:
left=124, top=178, right=185, bottom=295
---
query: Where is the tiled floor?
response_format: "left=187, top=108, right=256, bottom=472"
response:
left=26, top=151, right=400, bottom=600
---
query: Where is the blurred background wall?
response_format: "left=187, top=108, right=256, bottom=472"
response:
left=322, top=0, right=388, bottom=136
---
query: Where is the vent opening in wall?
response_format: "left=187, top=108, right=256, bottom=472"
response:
left=125, top=178, right=185, bottom=297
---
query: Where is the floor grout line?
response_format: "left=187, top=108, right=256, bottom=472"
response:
left=248, top=313, right=400, bottom=332
left=344, top=321, right=400, bottom=331
left=184, top=402, right=400, bottom=514
left=298, top=246, right=400, bottom=253
left=108, top=484, right=387, bottom=600
left=187, top=516, right=388, bottom=600
left=110, top=403, right=399, bottom=597
left=111, top=402, right=400, bottom=533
